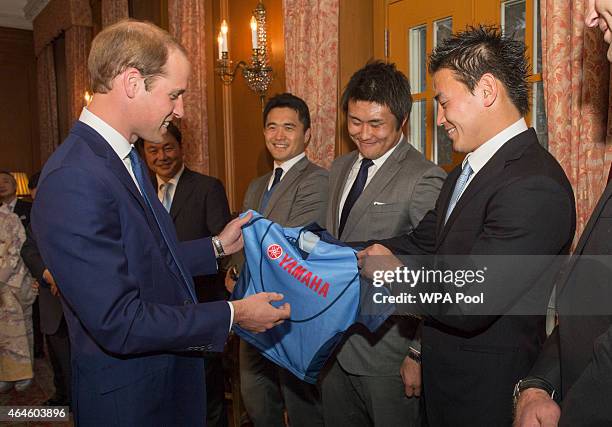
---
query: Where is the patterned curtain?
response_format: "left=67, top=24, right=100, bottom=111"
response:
left=542, top=0, right=612, bottom=239
left=168, top=0, right=209, bottom=174
left=65, top=26, right=92, bottom=126
left=283, top=0, right=338, bottom=169
left=36, top=45, right=60, bottom=165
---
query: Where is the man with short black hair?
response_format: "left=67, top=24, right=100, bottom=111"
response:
left=359, top=27, right=575, bottom=426
left=321, top=61, right=445, bottom=427
left=234, top=92, right=328, bottom=427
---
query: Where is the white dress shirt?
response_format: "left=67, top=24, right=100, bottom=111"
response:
left=266, top=152, right=306, bottom=190
left=457, top=118, right=528, bottom=201
left=156, top=165, right=185, bottom=206
left=79, top=108, right=139, bottom=192
left=79, top=108, right=234, bottom=327
left=338, top=134, right=405, bottom=222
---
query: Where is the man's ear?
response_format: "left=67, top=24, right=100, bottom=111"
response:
left=304, top=128, right=312, bottom=146
left=479, top=73, right=498, bottom=108
left=122, top=68, right=142, bottom=99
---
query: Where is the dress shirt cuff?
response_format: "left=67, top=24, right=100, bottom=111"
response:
left=227, top=301, right=234, bottom=332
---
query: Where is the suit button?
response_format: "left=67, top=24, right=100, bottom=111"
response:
left=184, top=300, right=192, bottom=305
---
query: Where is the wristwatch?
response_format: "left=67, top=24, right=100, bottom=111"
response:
left=406, top=347, right=422, bottom=364
left=513, top=377, right=556, bottom=410
left=211, top=236, right=225, bottom=258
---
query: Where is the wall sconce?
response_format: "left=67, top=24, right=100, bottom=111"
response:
left=11, top=172, right=30, bottom=197
left=215, top=0, right=273, bottom=102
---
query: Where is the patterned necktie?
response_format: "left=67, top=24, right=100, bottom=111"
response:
left=128, top=148, right=197, bottom=302
left=159, top=182, right=173, bottom=212
left=261, top=167, right=284, bottom=211
left=339, top=158, right=374, bottom=237
left=444, top=161, right=473, bottom=224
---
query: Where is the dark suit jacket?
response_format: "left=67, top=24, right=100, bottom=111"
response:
left=380, top=128, right=576, bottom=426
left=529, top=179, right=612, bottom=426
left=32, top=121, right=230, bottom=426
left=169, top=167, right=231, bottom=302
left=20, top=225, right=64, bottom=335
left=13, top=198, right=32, bottom=228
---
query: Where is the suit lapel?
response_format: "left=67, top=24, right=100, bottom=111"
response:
left=170, top=169, right=195, bottom=220
left=437, top=129, right=534, bottom=244
left=254, top=172, right=272, bottom=212
left=341, top=141, right=411, bottom=239
left=331, top=151, right=359, bottom=237
left=263, top=157, right=309, bottom=217
left=435, top=166, right=461, bottom=237
left=73, top=122, right=147, bottom=213
left=574, top=182, right=612, bottom=255
left=557, top=181, right=612, bottom=294
left=73, top=122, right=196, bottom=301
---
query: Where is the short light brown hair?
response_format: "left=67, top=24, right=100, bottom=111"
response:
left=88, top=19, right=187, bottom=93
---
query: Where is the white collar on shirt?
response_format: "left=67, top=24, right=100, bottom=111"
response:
left=156, top=164, right=185, bottom=191
left=274, top=152, right=306, bottom=175
left=355, top=133, right=405, bottom=168
left=463, top=118, right=528, bottom=172
left=267, top=152, right=306, bottom=190
left=79, top=107, right=133, bottom=161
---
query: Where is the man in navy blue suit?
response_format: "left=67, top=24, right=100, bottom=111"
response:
left=32, top=20, right=290, bottom=426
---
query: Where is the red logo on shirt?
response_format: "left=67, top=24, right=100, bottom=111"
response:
left=267, top=244, right=283, bottom=260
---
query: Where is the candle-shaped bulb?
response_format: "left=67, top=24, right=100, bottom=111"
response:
left=250, top=16, right=258, bottom=50
left=220, top=20, right=228, bottom=53
left=217, top=32, right=223, bottom=59
left=84, top=91, right=92, bottom=106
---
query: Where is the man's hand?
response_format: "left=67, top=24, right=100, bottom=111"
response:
left=231, top=292, right=291, bottom=333
left=357, top=244, right=402, bottom=279
left=43, top=269, right=59, bottom=297
left=217, top=212, right=253, bottom=256
left=513, top=388, right=560, bottom=427
left=400, top=355, right=422, bottom=397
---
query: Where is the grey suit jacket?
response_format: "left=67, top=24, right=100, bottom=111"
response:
left=231, top=155, right=329, bottom=273
left=243, top=155, right=328, bottom=227
left=327, top=139, right=446, bottom=376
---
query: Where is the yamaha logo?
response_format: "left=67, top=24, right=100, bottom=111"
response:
left=267, top=244, right=283, bottom=260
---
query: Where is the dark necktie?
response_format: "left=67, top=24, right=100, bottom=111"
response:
left=260, top=167, right=284, bottom=211
left=128, top=148, right=197, bottom=302
left=339, top=158, right=374, bottom=237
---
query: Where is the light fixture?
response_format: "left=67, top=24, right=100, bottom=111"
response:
left=11, top=172, right=30, bottom=197
left=84, top=91, right=92, bottom=106
left=215, top=0, right=273, bottom=102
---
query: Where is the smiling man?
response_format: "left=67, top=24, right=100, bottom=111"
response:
left=357, top=27, right=575, bottom=426
left=321, top=61, right=445, bottom=427
left=234, top=92, right=328, bottom=427
left=31, top=19, right=290, bottom=426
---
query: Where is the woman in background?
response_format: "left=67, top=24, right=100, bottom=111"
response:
left=0, top=206, right=36, bottom=392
